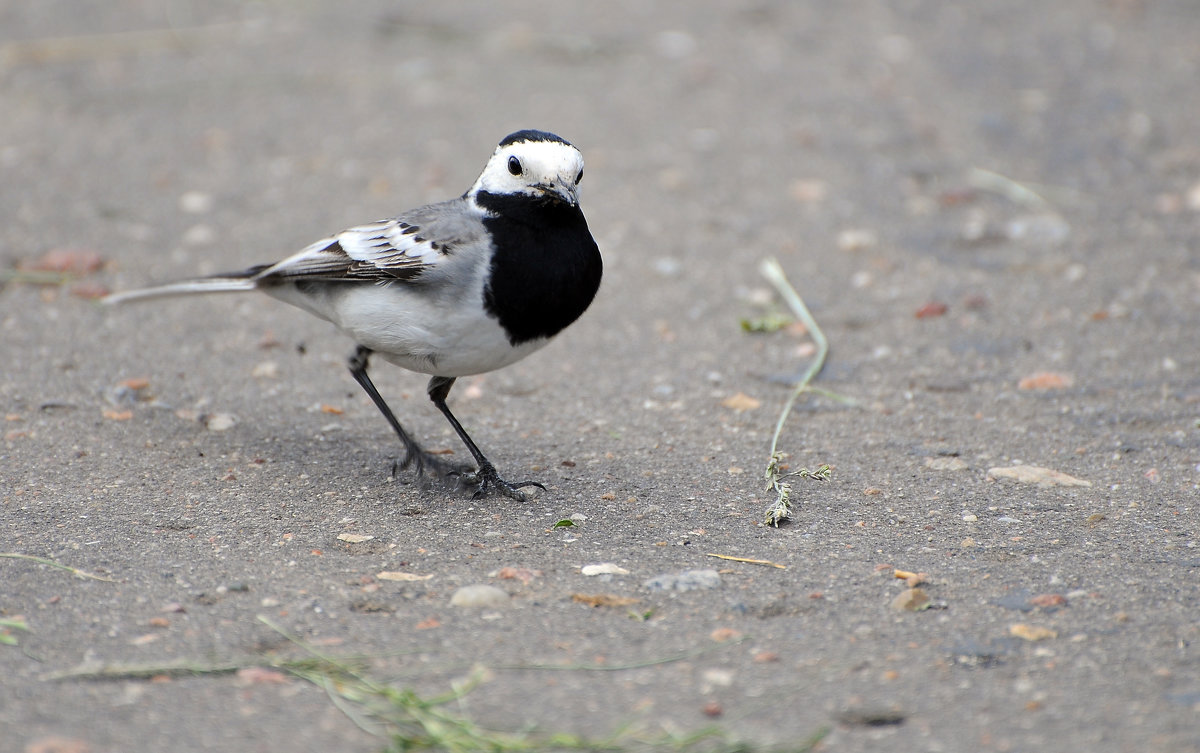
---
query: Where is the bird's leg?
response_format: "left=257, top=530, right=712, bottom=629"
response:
left=427, top=375, right=545, bottom=502
left=347, top=347, right=466, bottom=485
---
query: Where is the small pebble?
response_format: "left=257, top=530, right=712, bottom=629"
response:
left=988, top=465, right=1090, bottom=487
left=1010, top=623, right=1057, bottom=642
left=837, top=228, right=877, bottom=252
left=449, top=584, right=509, bottom=608
left=915, top=301, right=948, bottom=318
left=1018, top=372, right=1074, bottom=391
left=179, top=190, right=214, bottom=214
left=581, top=563, right=629, bottom=576
left=701, top=668, right=734, bottom=687
left=203, top=413, right=237, bottom=432
left=1030, top=593, right=1067, bottom=609
left=252, top=361, right=280, bottom=379
left=653, top=257, right=682, bottom=277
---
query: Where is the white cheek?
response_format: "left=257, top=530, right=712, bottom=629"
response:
left=480, top=170, right=530, bottom=196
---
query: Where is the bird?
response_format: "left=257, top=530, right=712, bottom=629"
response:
left=103, top=129, right=603, bottom=501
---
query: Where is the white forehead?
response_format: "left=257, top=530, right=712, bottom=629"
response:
left=488, top=139, right=583, bottom=176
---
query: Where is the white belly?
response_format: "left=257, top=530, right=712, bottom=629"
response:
left=265, top=281, right=549, bottom=377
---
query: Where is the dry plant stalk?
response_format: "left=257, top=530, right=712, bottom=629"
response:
left=758, top=258, right=833, bottom=526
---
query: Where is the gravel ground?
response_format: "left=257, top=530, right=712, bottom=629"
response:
left=2, top=2, right=1198, bottom=752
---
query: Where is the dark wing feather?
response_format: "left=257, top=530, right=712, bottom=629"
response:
left=254, top=219, right=450, bottom=283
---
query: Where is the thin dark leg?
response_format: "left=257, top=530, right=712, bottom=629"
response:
left=427, top=375, right=545, bottom=502
left=347, top=346, right=464, bottom=484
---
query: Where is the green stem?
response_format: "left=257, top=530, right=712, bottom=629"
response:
left=758, top=258, right=829, bottom=459
left=0, top=552, right=115, bottom=582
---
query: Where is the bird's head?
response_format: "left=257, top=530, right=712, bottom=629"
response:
left=470, top=130, right=585, bottom=207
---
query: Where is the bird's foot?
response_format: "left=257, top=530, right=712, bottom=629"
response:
left=459, top=462, right=545, bottom=502
left=390, top=450, right=473, bottom=489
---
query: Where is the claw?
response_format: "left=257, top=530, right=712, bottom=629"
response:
left=389, top=453, right=542, bottom=500
left=470, top=462, right=545, bottom=502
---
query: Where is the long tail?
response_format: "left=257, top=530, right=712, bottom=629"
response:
left=102, top=267, right=267, bottom=305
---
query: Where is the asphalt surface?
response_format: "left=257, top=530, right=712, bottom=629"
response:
left=2, top=2, right=1199, bottom=752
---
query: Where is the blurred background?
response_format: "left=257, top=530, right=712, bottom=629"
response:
left=2, top=3, right=1199, bottom=752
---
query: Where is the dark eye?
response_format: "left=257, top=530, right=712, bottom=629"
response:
left=575, top=168, right=584, bottom=185
left=507, top=156, right=522, bottom=176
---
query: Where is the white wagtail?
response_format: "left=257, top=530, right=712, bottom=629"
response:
left=104, top=130, right=602, bottom=501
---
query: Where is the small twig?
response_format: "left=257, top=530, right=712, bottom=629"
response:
left=0, top=23, right=244, bottom=69
left=705, top=553, right=786, bottom=569
left=44, top=658, right=246, bottom=681
left=967, top=167, right=1051, bottom=209
left=0, top=552, right=116, bottom=582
